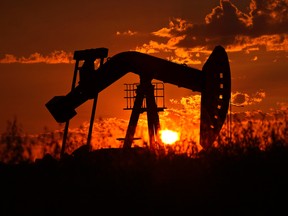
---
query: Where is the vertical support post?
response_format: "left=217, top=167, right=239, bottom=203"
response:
left=123, top=85, right=145, bottom=149
left=146, top=83, right=161, bottom=152
left=229, top=100, right=232, bottom=144
left=86, top=58, right=105, bottom=150
left=61, top=60, right=79, bottom=159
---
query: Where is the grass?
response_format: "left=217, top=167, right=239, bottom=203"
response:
left=2, top=108, right=288, bottom=163
left=0, top=143, right=287, bottom=214
left=0, top=111, right=287, bottom=214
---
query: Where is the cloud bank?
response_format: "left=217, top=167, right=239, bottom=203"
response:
left=136, top=0, right=288, bottom=65
left=0, top=51, right=73, bottom=64
left=116, top=30, right=138, bottom=36
left=1, top=0, right=287, bottom=66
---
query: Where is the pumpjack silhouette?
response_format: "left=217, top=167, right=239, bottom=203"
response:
left=46, top=46, right=231, bottom=155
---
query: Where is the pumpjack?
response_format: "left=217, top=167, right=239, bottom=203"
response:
left=46, top=46, right=231, bottom=155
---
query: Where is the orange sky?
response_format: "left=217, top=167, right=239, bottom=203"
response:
left=0, top=0, right=287, bottom=134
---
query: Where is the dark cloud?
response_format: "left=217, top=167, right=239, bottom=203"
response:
left=232, top=90, right=266, bottom=106
left=153, top=0, right=288, bottom=50
left=250, top=0, right=288, bottom=36
left=0, top=51, right=73, bottom=64
left=205, top=0, right=251, bottom=36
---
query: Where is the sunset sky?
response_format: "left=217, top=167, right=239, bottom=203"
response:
left=0, top=0, right=287, bottom=135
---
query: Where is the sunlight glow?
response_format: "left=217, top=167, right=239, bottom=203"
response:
left=160, top=129, right=180, bottom=145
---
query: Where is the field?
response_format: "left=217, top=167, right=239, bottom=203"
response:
left=0, top=112, right=288, bottom=215
left=1, top=145, right=288, bottom=215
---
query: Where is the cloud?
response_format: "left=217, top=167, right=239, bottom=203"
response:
left=249, top=0, right=288, bottom=36
left=276, top=101, right=288, bottom=111
left=0, top=50, right=73, bottom=64
left=134, top=0, right=288, bottom=64
left=2, top=1, right=287, bottom=66
left=251, top=56, right=258, bottom=61
left=204, top=0, right=252, bottom=34
left=135, top=35, right=208, bottom=65
left=180, top=0, right=288, bottom=48
left=226, top=34, right=288, bottom=52
left=0, top=54, right=18, bottom=63
left=231, top=90, right=266, bottom=106
left=152, top=18, right=193, bottom=38
left=116, top=30, right=138, bottom=36
left=57, top=92, right=285, bottom=153
left=63, top=95, right=203, bottom=150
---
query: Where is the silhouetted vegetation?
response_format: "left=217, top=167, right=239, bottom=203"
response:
left=1, top=109, right=287, bottom=163
left=0, top=111, right=287, bottom=214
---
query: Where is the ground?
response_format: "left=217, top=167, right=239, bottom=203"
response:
left=1, top=147, right=288, bottom=215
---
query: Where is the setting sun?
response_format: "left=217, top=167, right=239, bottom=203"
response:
left=160, top=129, right=180, bottom=145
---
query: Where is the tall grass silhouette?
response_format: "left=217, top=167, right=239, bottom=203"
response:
left=0, top=107, right=287, bottom=164
left=0, top=110, right=287, bottom=215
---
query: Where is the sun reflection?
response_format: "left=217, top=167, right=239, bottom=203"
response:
left=159, top=129, right=180, bottom=145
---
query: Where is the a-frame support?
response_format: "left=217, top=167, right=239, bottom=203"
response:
left=123, top=79, right=161, bottom=152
